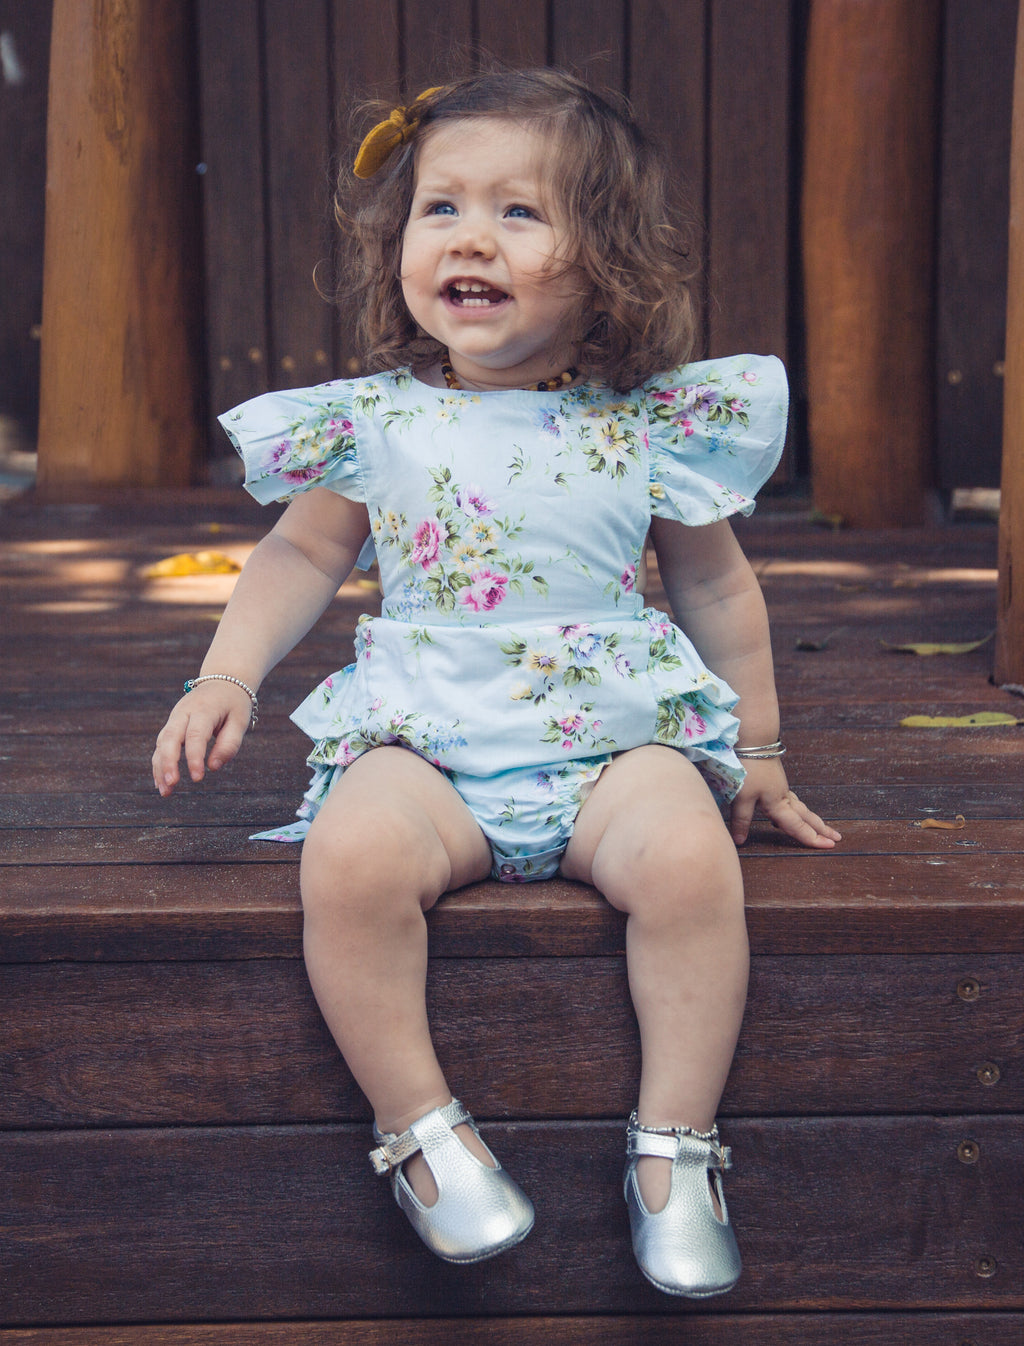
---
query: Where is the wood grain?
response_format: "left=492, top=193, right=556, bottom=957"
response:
left=802, top=0, right=940, bottom=525
left=2, top=1118, right=1021, bottom=1322
left=1, top=953, right=1020, bottom=1128
left=995, top=0, right=1024, bottom=684
left=935, top=0, right=1016, bottom=490
left=36, top=0, right=203, bottom=487
left=2, top=1316, right=1024, bottom=1345
left=2, top=493, right=1021, bottom=1334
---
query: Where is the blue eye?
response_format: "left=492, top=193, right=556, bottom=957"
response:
left=427, top=202, right=457, bottom=216
left=506, top=205, right=535, bottom=220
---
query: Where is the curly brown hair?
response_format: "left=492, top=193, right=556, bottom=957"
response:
left=335, top=68, right=699, bottom=392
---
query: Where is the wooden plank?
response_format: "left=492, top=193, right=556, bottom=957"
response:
left=2, top=853, right=1024, bottom=965
left=936, top=0, right=1016, bottom=490
left=3, top=1313, right=1024, bottom=1345
left=0, top=1, right=51, bottom=428
left=1, top=1117, right=1021, bottom=1321
left=329, top=0, right=400, bottom=377
left=196, top=0, right=270, bottom=458
left=5, top=819, right=1023, bottom=866
left=1, top=953, right=1020, bottom=1128
left=550, top=0, right=627, bottom=91
left=263, top=0, right=336, bottom=393
left=0, top=695, right=1016, bottom=740
left=4, top=654, right=1014, bottom=708
left=476, top=0, right=548, bottom=67
left=995, top=0, right=1024, bottom=684
left=629, top=0, right=707, bottom=351
left=403, top=0, right=474, bottom=95
left=5, top=726, right=1023, bottom=793
left=36, top=0, right=203, bottom=488
left=707, top=0, right=792, bottom=387
left=802, top=0, right=940, bottom=526
left=4, top=782, right=1024, bottom=828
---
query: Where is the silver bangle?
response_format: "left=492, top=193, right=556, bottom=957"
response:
left=734, top=739, right=786, bottom=759
left=183, top=674, right=259, bottom=729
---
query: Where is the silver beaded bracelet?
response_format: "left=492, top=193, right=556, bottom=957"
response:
left=183, top=674, right=259, bottom=729
left=734, top=740, right=786, bottom=759
left=628, top=1111, right=720, bottom=1145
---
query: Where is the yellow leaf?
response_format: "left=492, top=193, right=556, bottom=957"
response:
left=808, top=508, right=844, bottom=531
left=901, top=712, right=1023, bottom=728
left=143, top=550, right=242, bottom=578
left=915, top=815, right=967, bottom=830
left=881, top=633, right=994, bottom=656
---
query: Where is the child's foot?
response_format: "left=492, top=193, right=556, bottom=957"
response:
left=402, top=1121, right=497, bottom=1206
left=636, top=1154, right=724, bottom=1220
left=624, top=1114, right=740, bottom=1297
left=369, top=1099, right=534, bottom=1263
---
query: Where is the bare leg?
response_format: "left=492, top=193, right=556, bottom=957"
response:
left=562, top=746, right=748, bottom=1213
left=300, top=747, right=494, bottom=1203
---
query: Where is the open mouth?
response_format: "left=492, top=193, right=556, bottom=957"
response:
left=446, top=280, right=510, bottom=308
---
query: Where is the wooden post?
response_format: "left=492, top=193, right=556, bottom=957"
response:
left=995, top=1, right=1024, bottom=686
left=36, top=0, right=203, bottom=489
left=802, top=1, right=940, bottom=527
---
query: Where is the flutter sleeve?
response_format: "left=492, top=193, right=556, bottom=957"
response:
left=646, top=354, right=788, bottom=525
left=218, top=381, right=364, bottom=507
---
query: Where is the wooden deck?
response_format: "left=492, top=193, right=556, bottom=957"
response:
left=2, top=488, right=1022, bottom=1343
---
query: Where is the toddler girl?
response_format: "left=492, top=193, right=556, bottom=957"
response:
left=153, top=69, right=840, bottom=1298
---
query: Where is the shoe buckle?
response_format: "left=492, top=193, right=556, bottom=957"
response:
left=369, top=1144, right=395, bottom=1176
left=711, top=1144, right=733, bottom=1172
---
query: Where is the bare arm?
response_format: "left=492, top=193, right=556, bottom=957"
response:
left=152, top=487, right=371, bottom=795
left=651, top=515, right=840, bottom=849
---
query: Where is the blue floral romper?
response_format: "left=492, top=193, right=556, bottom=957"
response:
left=220, top=353, right=788, bottom=880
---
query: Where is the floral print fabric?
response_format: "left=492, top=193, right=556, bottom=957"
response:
left=219, top=354, right=787, bottom=865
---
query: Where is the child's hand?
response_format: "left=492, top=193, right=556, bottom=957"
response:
left=152, top=682, right=254, bottom=797
left=729, top=758, right=841, bottom=850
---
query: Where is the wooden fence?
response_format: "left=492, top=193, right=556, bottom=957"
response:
left=1, top=1, right=1016, bottom=495
left=196, top=0, right=799, bottom=477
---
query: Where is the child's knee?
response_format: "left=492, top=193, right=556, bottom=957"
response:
left=600, top=816, right=743, bottom=925
left=299, top=803, right=451, bottom=918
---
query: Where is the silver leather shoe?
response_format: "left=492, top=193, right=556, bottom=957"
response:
left=624, top=1111, right=741, bottom=1297
left=369, top=1098, right=534, bottom=1263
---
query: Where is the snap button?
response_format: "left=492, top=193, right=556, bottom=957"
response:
left=499, top=863, right=517, bottom=876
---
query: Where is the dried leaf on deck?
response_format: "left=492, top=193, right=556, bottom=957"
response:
left=808, top=508, right=844, bottom=530
left=900, top=712, right=1023, bottom=728
left=881, top=632, right=994, bottom=656
left=914, top=815, right=967, bottom=830
left=796, top=627, right=846, bottom=651
left=143, top=550, right=242, bottom=578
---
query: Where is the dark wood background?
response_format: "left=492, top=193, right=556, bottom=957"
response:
left=194, top=0, right=800, bottom=479
left=0, top=0, right=1015, bottom=488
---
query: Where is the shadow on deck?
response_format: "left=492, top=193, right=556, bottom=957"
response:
left=1, top=489, right=1022, bottom=1343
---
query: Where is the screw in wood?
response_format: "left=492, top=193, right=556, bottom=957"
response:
left=956, top=977, right=981, bottom=1002
left=975, top=1062, right=1002, bottom=1086
left=956, top=1140, right=980, bottom=1164
left=974, top=1255, right=997, bottom=1279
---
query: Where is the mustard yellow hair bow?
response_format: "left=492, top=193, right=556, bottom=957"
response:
left=353, top=87, right=445, bottom=179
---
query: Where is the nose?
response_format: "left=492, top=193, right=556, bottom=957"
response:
left=446, top=213, right=497, bottom=260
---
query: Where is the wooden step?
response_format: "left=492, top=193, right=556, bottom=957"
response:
left=3, top=1316, right=1024, bottom=1346
left=2, top=1118, right=1021, bottom=1323
left=1, top=951, right=1020, bottom=1128
left=2, top=497, right=1020, bottom=1336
